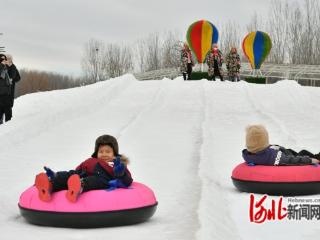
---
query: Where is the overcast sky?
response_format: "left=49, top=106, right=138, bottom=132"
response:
left=1, top=0, right=272, bottom=77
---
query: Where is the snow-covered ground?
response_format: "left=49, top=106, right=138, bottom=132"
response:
left=1, top=75, right=320, bottom=240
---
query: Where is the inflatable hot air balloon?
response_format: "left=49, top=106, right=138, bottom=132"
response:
left=242, top=31, right=272, bottom=70
left=186, top=20, right=219, bottom=63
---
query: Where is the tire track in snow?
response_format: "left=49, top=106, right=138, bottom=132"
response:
left=184, top=79, right=206, bottom=240
left=116, top=80, right=166, bottom=140
left=0, top=77, right=133, bottom=150
left=163, top=80, right=203, bottom=240
left=274, top=83, right=320, bottom=149
left=244, top=83, right=297, bottom=146
left=242, top=82, right=318, bottom=148
left=115, top=79, right=204, bottom=240
left=196, top=81, right=241, bottom=240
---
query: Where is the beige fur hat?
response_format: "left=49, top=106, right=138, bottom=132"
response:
left=245, top=125, right=269, bottom=153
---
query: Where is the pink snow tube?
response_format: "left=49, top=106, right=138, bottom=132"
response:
left=19, top=182, right=158, bottom=228
left=232, top=163, right=320, bottom=195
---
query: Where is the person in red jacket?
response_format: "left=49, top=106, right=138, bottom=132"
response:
left=35, top=135, right=133, bottom=202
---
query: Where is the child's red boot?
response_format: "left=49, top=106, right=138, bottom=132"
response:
left=66, top=174, right=82, bottom=203
left=35, top=173, right=52, bottom=202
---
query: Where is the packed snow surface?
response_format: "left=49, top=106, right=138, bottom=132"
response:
left=1, top=75, right=320, bottom=240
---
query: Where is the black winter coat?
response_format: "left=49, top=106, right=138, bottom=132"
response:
left=7, top=64, right=20, bottom=107
left=0, top=64, right=11, bottom=107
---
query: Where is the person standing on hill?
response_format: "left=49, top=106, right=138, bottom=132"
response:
left=0, top=54, right=20, bottom=124
left=6, top=54, right=21, bottom=108
left=180, top=43, right=194, bottom=80
left=0, top=54, right=12, bottom=124
left=206, top=44, right=224, bottom=81
left=226, top=47, right=241, bottom=82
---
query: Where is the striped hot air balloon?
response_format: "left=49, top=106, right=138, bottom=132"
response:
left=186, top=20, right=219, bottom=63
left=242, top=31, right=272, bottom=70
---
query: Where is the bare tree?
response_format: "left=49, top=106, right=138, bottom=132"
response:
left=104, top=43, right=133, bottom=78
left=81, top=39, right=133, bottom=80
left=287, top=2, right=303, bottom=64
left=302, top=0, right=318, bottom=64
left=314, top=0, right=320, bottom=64
left=135, top=39, right=146, bottom=73
left=246, top=0, right=320, bottom=65
left=267, top=0, right=290, bottom=64
left=161, top=30, right=181, bottom=68
left=104, top=43, right=120, bottom=78
left=135, top=31, right=180, bottom=73
left=15, top=69, right=83, bottom=98
left=285, top=0, right=320, bottom=64
left=120, top=45, right=134, bottom=76
left=145, top=33, right=162, bottom=71
left=81, top=39, right=107, bottom=83
left=220, top=20, right=241, bottom=57
left=22, top=71, right=49, bottom=92
left=246, top=12, right=264, bottom=33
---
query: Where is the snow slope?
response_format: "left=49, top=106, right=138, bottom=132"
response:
left=1, top=75, right=320, bottom=240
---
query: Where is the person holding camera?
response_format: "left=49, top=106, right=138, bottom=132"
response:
left=0, top=54, right=13, bottom=124
left=6, top=54, right=21, bottom=108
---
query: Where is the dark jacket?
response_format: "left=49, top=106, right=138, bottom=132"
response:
left=0, top=64, right=10, bottom=95
left=0, top=63, right=11, bottom=108
left=75, top=156, right=133, bottom=186
left=242, top=145, right=312, bottom=166
left=7, top=64, right=20, bottom=107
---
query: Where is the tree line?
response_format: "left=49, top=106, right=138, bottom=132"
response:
left=82, top=31, right=181, bottom=83
left=15, top=69, right=83, bottom=98
left=246, top=0, right=320, bottom=65
left=83, top=0, right=320, bottom=82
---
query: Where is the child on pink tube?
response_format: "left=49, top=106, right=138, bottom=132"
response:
left=35, top=135, right=133, bottom=203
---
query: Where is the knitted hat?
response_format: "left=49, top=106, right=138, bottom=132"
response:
left=91, top=135, right=119, bottom=158
left=245, top=125, right=269, bottom=153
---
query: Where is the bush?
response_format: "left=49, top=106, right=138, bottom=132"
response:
left=190, top=71, right=210, bottom=80
left=244, top=76, right=266, bottom=84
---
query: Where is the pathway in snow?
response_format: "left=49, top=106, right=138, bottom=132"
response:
left=120, top=79, right=205, bottom=240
